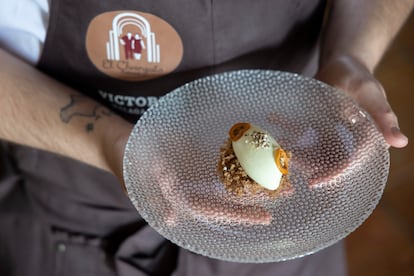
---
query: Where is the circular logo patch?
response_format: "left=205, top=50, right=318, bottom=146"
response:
left=86, top=10, right=183, bottom=81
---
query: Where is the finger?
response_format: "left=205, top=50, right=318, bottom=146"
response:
left=370, top=109, right=408, bottom=148
left=186, top=193, right=273, bottom=226
left=346, top=80, right=408, bottom=149
left=389, top=127, right=408, bottom=148
left=156, top=160, right=273, bottom=226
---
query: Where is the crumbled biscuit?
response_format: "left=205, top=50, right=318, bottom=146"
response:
left=218, top=139, right=291, bottom=198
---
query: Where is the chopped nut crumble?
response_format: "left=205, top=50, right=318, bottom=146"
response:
left=218, top=139, right=291, bottom=198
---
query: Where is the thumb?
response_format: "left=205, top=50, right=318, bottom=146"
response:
left=369, top=105, right=408, bottom=148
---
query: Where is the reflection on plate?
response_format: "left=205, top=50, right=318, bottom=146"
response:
left=123, top=70, right=389, bottom=263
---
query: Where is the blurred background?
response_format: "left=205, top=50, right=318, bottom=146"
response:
left=345, top=12, right=414, bottom=276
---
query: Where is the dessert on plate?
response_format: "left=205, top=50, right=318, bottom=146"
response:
left=218, top=122, right=291, bottom=197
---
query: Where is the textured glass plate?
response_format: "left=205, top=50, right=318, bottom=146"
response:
left=123, top=70, right=389, bottom=263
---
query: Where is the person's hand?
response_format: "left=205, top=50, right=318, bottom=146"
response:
left=101, top=120, right=134, bottom=191
left=315, top=55, right=408, bottom=148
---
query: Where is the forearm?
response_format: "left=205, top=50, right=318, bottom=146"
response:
left=0, top=49, right=133, bottom=177
left=320, top=0, right=414, bottom=72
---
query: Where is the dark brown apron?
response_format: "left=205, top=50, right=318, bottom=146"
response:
left=0, top=0, right=347, bottom=275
